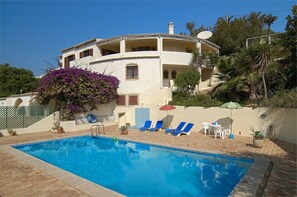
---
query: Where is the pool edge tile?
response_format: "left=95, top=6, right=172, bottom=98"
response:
left=0, top=145, right=125, bottom=197
left=229, top=156, right=270, bottom=197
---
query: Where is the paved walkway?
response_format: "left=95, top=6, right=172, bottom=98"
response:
left=0, top=126, right=296, bottom=196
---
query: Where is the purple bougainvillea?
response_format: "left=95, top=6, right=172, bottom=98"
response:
left=37, top=68, right=119, bottom=119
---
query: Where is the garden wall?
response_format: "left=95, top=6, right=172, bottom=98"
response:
left=120, top=105, right=297, bottom=144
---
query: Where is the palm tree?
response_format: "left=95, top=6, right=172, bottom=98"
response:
left=233, top=50, right=260, bottom=100
left=264, top=14, right=278, bottom=44
left=212, top=56, right=249, bottom=101
left=264, top=14, right=278, bottom=34
left=186, top=22, right=196, bottom=36
left=216, top=16, right=233, bottom=27
left=247, top=12, right=265, bottom=35
left=241, top=43, right=280, bottom=100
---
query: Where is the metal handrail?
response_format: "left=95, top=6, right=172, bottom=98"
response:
left=91, top=122, right=105, bottom=137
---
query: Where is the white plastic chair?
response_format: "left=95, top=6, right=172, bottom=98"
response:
left=214, top=126, right=225, bottom=140
left=223, top=125, right=231, bottom=138
left=202, top=122, right=210, bottom=135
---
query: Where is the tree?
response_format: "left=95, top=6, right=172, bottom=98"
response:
left=281, top=5, right=297, bottom=89
left=174, top=69, right=200, bottom=97
left=37, top=68, right=119, bottom=120
left=246, top=12, right=265, bottom=35
left=186, top=22, right=196, bottom=36
left=210, top=12, right=276, bottom=56
left=264, top=14, right=278, bottom=34
left=185, top=21, right=210, bottom=36
left=210, top=16, right=248, bottom=55
left=211, top=56, right=250, bottom=102
left=191, top=46, right=219, bottom=68
left=0, top=64, right=38, bottom=97
left=238, top=43, right=281, bottom=100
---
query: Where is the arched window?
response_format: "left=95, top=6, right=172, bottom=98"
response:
left=171, top=70, right=177, bottom=79
left=163, top=70, right=169, bottom=79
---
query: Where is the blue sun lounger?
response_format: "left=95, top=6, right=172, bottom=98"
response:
left=165, top=121, right=186, bottom=134
left=171, top=123, right=194, bottom=136
left=139, top=120, right=152, bottom=131
left=149, top=120, right=163, bottom=132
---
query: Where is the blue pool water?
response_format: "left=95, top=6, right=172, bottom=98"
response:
left=14, top=136, right=253, bottom=196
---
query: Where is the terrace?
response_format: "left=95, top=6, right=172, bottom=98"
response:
left=0, top=125, right=296, bottom=196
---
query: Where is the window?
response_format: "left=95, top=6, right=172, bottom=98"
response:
left=171, top=70, right=177, bottom=79
left=126, top=64, right=138, bottom=79
left=128, top=95, right=138, bottom=105
left=117, top=95, right=126, bottom=106
left=163, top=70, right=169, bottom=79
left=64, top=54, right=75, bottom=68
left=80, top=49, right=93, bottom=58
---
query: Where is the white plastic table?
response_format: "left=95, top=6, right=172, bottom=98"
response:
left=209, top=124, right=225, bottom=139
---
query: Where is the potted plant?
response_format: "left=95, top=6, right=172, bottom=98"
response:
left=54, top=121, right=64, bottom=134
left=120, top=125, right=128, bottom=135
left=118, top=112, right=126, bottom=127
left=251, top=130, right=265, bottom=148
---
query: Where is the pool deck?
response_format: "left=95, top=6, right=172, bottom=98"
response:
left=0, top=125, right=296, bottom=196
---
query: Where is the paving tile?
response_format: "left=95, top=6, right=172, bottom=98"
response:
left=0, top=125, right=296, bottom=196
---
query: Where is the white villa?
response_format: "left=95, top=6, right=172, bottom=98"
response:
left=1, top=23, right=296, bottom=145
left=0, top=22, right=222, bottom=135
left=61, top=22, right=220, bottom=106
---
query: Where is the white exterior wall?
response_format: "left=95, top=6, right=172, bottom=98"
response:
left=0, top=94, right=36, bottom=107
left=61, top=41, right=100, bottom=68
left=90, top=57, right=173, bottom=105
left=116, top=105, right=297, bottom=144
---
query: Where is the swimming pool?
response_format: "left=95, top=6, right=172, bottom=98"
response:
left=14, top=135, right=253, bottom=196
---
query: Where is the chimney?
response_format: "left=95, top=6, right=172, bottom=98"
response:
left=168, top=22, right=174, bottom=35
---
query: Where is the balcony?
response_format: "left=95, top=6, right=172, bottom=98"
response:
left=161, top=51, right=192, bottom=66
left=91, top=51, right=160, bottom=64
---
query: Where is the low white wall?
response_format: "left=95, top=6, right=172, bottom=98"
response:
left=60, top=120, right=116, bottom=132
left=115, top=105, right=297, bottom=144
left=2, top=104, right=295, bottom=145
left=0, top=109, right=118, bottom=136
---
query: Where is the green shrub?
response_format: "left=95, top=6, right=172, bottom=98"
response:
left=262, top=88, right=297, bottom=108
left=169, top=93, right=222, bottom=107
left=174, top=69, right=200, bottom=97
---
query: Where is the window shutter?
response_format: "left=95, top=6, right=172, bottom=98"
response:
left=117, top=95, right=126, bottom=106
left=129, top=95, right=138, bottom=105
left=80, top=52, right=83, bottom=58
left=89, top=49, right=93, bottom=56
left=64, top=57, right=68, bottom=68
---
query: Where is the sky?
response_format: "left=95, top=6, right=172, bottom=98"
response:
left=0, top=0, right=296, bottom=76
